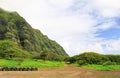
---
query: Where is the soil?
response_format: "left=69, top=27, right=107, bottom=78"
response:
left=0, top=65, right=120, bottom=78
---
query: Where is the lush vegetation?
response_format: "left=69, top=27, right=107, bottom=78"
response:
left=1, top=8, right=120, bottom=71
left=66, top=52, right=120, bottom=64
left=81, top=64, right=120, bottom=71
left=66, top=52, right=120, bottom=71
left=0, top=40, right=31, bottom=58
left=0, top=8, right=68, bottom=60
left=0, top=59, right=65, bottom=68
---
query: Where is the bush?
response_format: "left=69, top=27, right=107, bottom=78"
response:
left=102, top=61, right=116, bottom=66
left=70, top=52, right=120, bottom=65
left=67, top=57, right=76, bottom=63
left=106, top=55, right=120, bottom=64
left=77, top=60, right=88, bottom=66
left=73, top=52, right=107, bottom=64
left=0, top=40, right=31, bottom=58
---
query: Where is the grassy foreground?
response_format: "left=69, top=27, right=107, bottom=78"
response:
left=81, top=64, right=120, bottom=71
left=0, top=59, right=65, bottom=68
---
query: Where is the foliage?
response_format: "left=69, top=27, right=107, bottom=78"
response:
left=0, top=8, right=68, bottom=59
left=38, top=52, right=65, bottom=61
left=20, top=59, right=64, bottom=68
left=81, top=64, right=120, bottom=71
left=105, top=55, right=120, bottom=64
left=40, top=52, right=47, bottom=62
left=102, top=61, right=116, bottom=66
left=77, top=60, right=88, bottom=66
left=65, top=57, right=76, bottom=63
left=69, top=52, right=120, bottom=65
left=0, top=40, right=31, bottom=58
left=0, top=59, right=20, bottom=67
left=0, top=59, right=65, bottom=68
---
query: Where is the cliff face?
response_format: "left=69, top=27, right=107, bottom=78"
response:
left=0, top=8, right=68, bottom=57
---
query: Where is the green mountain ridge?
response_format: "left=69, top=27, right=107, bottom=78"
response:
left=0, top=8, right=68, bottom=59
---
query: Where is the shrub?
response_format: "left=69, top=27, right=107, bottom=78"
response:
left=73, top=52, right=107, bottom=64
left=102, top=61, right=116, bottom=66
left=77, top=60, right=88, bottom=66
left=67, top=57, right=76, bottom=63
left=0, top=40, right=31, bottom=58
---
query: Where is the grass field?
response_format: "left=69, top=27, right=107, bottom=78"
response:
left=81, top=64, right=120, bottom=71
left=0, top=59, right=65, bottom=68
left=1, top=59, right=120, bottom=71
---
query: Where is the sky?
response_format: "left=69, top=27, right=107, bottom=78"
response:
left=0, top=0, right=120, bottom=56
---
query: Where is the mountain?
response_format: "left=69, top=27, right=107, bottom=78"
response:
left=0, top=8, right=68, bottom=59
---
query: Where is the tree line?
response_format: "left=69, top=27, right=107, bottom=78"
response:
left=65, top=52, right=120, bottom=65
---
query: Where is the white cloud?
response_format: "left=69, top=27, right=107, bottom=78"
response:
left=46, top=0, right=73, bottom=10
left=93, top=0, right=120, bottom=17
left=96, top=20, right=117, bottom=31
left=105, top=39, right=120, bottom=53
left=0, top=0, right=120, bottom=56
left=59, top=33, right=104, bottom=56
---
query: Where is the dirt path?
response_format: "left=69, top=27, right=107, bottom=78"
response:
left=0, top=65, right=120, bottom=78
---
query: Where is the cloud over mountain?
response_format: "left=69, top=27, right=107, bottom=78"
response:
left=0, top=0, right=120, bottom=56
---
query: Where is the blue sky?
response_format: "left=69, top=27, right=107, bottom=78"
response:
left=98, top=27, right=120, bottom=39
left=95, top=17, right=120, bottom=39
left=0, top=0, right=120, bottom=56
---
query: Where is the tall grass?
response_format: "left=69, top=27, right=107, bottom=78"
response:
left=20, top=59, right=65, bottom=68
left=81, top=64, right=120, bottom=71
left=0, top=59, right=65, bottom=68
left=0, top=59, right=20, bottom=67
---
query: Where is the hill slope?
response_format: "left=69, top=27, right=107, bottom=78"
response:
left=0, top=8, right=68, bottom=58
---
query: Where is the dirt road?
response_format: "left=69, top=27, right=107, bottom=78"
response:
left=0, top=65, right=120, bottom=78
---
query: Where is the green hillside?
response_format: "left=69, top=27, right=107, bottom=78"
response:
left=0, top=8, right=68, bottom=59
left=66, top=52, right=120, bottom=71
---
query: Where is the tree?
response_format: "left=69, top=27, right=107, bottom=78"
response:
left=40, top=52, right=47, bottom=62
left=0, top=40, right=31, bottom=58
